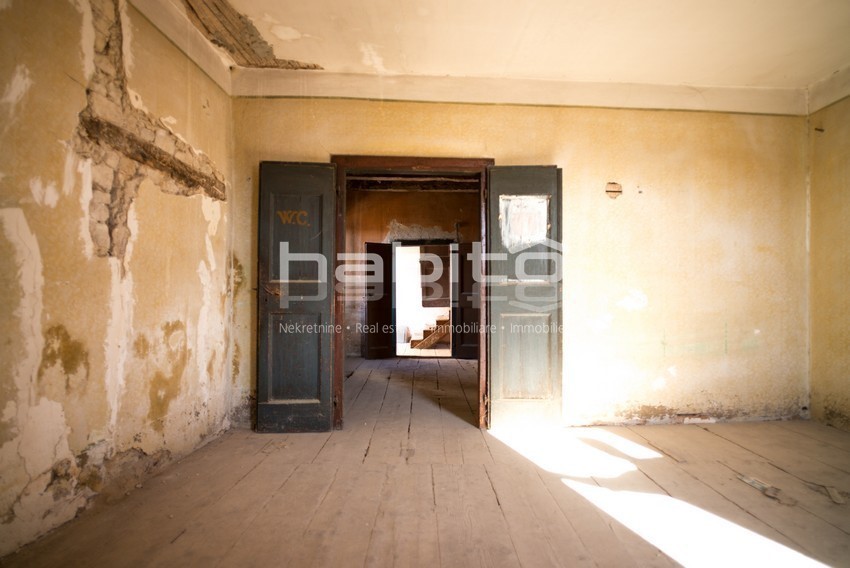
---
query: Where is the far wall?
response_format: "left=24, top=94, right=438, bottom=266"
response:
left=232, top=97, right=810, bottom=426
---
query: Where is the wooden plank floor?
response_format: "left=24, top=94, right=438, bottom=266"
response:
left=3, top=358, right=850, bottom=567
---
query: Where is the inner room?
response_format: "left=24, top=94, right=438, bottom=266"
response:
left=394, top=243, right=453, bottom=357
left=341, top=160, right=483, bottom=366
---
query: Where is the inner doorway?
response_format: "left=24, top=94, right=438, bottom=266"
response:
left=362, top=240, right=480, bottom=360
left=334, top=156, right=492, bottom=427
left=394, top=242, right=453, bottom=357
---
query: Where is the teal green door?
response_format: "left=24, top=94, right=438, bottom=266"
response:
left=257, top=162, right=336, bottom=432
left=487, top=166, right=562, bottom=426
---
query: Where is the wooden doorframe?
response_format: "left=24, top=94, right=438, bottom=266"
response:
left=331, top=155, right=494, bottom=429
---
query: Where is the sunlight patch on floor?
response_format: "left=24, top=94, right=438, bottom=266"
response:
left=563, top=479, right=826, bottom=568
left=490, top=424, right=654, bottom=478
left=491, top=425, right=826, bottom=567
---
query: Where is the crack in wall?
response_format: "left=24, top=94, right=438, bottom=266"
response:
left=74, top=0, right=226, bottom=261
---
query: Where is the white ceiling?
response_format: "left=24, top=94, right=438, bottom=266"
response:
left=137, top=0, right=850, bottom=113
left=230, top=0, right=850, bottom=89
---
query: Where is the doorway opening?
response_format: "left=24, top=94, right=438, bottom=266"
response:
left=394, top=241, right=453, bottom=357
left=332, top=156, right=493, bottom=428
left=256, top=159, right=561, bottom=433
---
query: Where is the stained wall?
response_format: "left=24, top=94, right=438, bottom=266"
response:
left=0, top=0, right=237, bottom=553
left=810, top=95, right=850, bottom=431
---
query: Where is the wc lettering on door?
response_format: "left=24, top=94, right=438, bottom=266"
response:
left=277, top=210, right=309, bottom=226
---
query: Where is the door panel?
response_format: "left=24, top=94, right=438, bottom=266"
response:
left=258, top=162, right=336, bottom=432
left=269, top=313, right=322, bottom=400
left=498, top=313, right=552, bottom=398
left=452, top=242, right=480, bottom=359
left=487, top=166, right=562, bottom=425
left=363, top=242, right=395, bottom=359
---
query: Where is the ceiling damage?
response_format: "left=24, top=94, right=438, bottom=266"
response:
left=182, top=0, right=321, bottom=69
left=132, top=0, right=850, bottom=114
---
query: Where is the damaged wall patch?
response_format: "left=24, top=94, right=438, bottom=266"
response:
left=182, top=0, right=322, bottom=70
left=73, top=0, right=227, bottom=261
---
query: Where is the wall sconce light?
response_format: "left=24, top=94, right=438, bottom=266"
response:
left=605, top=182, right=623, bottom=199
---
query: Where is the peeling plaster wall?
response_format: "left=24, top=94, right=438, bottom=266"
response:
left=810, top=95, right=850, bottom=431
left=232, top=98, right=809, bottom=425
left=0, top=0, right=235, bottom=554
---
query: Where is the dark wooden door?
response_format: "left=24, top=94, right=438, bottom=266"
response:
left=257, top=162, right=336, bottom=432
left=452, top=242, right=480, bottom=359
left=487, top=166, right=562, bottom=425
left=363, top=242, right=395, bottom=359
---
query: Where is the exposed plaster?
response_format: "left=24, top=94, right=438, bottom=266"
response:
left=104, top=208, right=136, bottom=434
left=61, top=145, right=78, bottom=198
left=77, top=158, right=95, bottom=259
left=70, top=0, right=96, bottom=80
left=73, top=0, right=226, bottom=262
left=204, top=234, right=216, bottom=271
left=0, top=64, right=33, bottom=108
left=0, top=208, right=44, bottom=407
left=0, top=211, right=89, bottom=554
left=157, top=116, right=189, bottom=146
left=193, top=194, right=225, bottom=415
left=24, top=145, right=79, bottom=209
left=202, top=195, right=221, bottom=236
left=1, top=64, right=33, bottom=137
left=119, top=0, right=134, bottom=76
left=196, top=259, right=213, bottom=402
left=28, top=178, right=60, bottom=208
left=126, top=88, right=149, bottom=112
left=18, top=399, right=73, bottom=479
left=3, top=395, right=90, bottom=552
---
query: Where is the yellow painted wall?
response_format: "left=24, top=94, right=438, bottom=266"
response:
left=233, top=98, right=809, bottom=425
left=0, top=1, right=235, bottom=553
left=810, top=95, right=850, bottom=431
